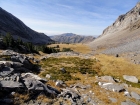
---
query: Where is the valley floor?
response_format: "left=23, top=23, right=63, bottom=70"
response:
left=0, top=44, right=140, bottom=105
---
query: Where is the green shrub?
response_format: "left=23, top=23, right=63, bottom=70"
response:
left=62, top=48, right=73, bottom=52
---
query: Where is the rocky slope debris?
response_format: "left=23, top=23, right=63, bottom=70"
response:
left=0, top=7, right=53, bottom=44
left=50, top=33, right=95, bottom=43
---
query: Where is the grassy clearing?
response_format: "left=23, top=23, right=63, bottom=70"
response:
left=39, top=57, right=101, bottom=81
left=37, top=54, right=140, bottom=104
left=48, top=43, right=92, bottom=54
left=95, top=54, right=140, bottom=80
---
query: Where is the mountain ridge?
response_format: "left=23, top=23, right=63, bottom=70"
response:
left=89, top=2, right=140, bottom=54
left=0, top=7, right=53, bottom=44
left=50, top=33, right=95, bottom=43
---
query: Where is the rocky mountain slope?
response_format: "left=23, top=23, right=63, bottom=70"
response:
left=0, top=7, right=53, bottom=44
left=89, top=2, right=140, bottom=54
left=50, top=33, right=95, bottom=43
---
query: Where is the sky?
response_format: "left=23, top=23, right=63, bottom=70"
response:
left=0, top=0, right=139, bottom=36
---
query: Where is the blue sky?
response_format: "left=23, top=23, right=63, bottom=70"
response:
left=0, top=0, right=138, bottom=36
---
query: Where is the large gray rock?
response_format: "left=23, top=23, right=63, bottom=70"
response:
left=0, top=98, right=13, bottom=104
left=24, top=78, right=44, bottom=91
left=11, top=55, right=20, bottom=62
left=0, top=62, right=5, bottom=70
left=0, top=67, right=14, bottom=76
left=0, top=80, right=23, bottom=88
left=2, top=73, right=20, bottom=81
left=12, top=62, right=23, bottom=68
left=14, top=67, right=30, bottom=72
left=58, top=88, right=81, bottom=103
left=1, top=50, right=15, bottom=56
left=22, top=59, right=33, bottom=69
left=123, top=75, right=138, bottom=83
left=23, top=78, right=59, bottom=96
left=22, top=73, right=47, bottom=82
left=130, top=92, right=140, bottom=100
left=100, top=76, right=116, bottom=83
left=98, top=82, right=125, bottom=92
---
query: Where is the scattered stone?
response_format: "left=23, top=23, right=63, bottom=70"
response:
left=124, top=91, right=131, bottom=97
left=0, top=80, right=24, bottom=88
left=22, top=73, right=47, bottom=82
left=60, top=68, right=66, bottom=73
left=109, top=97, right=117, bottom=103
left=121, top=100, right=137, bottom=105
left=130, top=92, right=140, bottom=100
left=100, top=76, right=116, bottom=83
left=123, top=75, right=138, bottom=83
left=2, top=50, right=15, bottom=56
left=46, top=74, right=51, bottom=79
left=116, top=54, right=119, bottom=57
left=71, top=83, right=91, bottom=89
left=55, top=80, right=64, bottom=87
left=58, top=88, right=82, bottom=104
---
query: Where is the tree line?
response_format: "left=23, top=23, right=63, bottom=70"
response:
left=2, top=33, right=60, bottom=54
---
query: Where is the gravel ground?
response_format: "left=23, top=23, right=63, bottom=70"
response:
left=102, top=39, right=140, bottom=55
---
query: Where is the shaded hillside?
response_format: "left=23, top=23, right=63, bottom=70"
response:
left=89, top=2, right=140, bottom=54
left=50, top=33, right=95, bottom=43
left=0, top=7, right=53, bottom=44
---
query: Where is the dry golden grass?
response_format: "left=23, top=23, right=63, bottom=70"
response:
left=95, top=54, right=140, bottom=79
left=13, top=93, right=30, bottom=104
left=48, top=43, right=92, bottom=54
left=37, top=94, right=52, bottom=103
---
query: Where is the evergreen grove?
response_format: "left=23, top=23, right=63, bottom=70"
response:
left=2, top=33, right=60, bottom=54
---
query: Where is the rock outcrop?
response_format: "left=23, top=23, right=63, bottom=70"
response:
left=89, top=2, right=140, bottom=54
left=50, top=33, right=95, bottom=43
left=0, top=50, right=60, bottom=104
left=0, top=7, right=53, bottom=44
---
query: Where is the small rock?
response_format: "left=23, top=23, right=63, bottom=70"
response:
left=124, top=91, right=131, bottom=97
left=121, top=100, right=137, bottom=105
left=46, top=74, right=51, bottom=79
left=109, top=97, right=117, bottom=103
left=100, top=76, right=116, bottom=83
left=55, top=80, right=64, bottom=87
left=116, top=54, right=119, bottom=57
left=60, top=68, right=66, bottom=73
